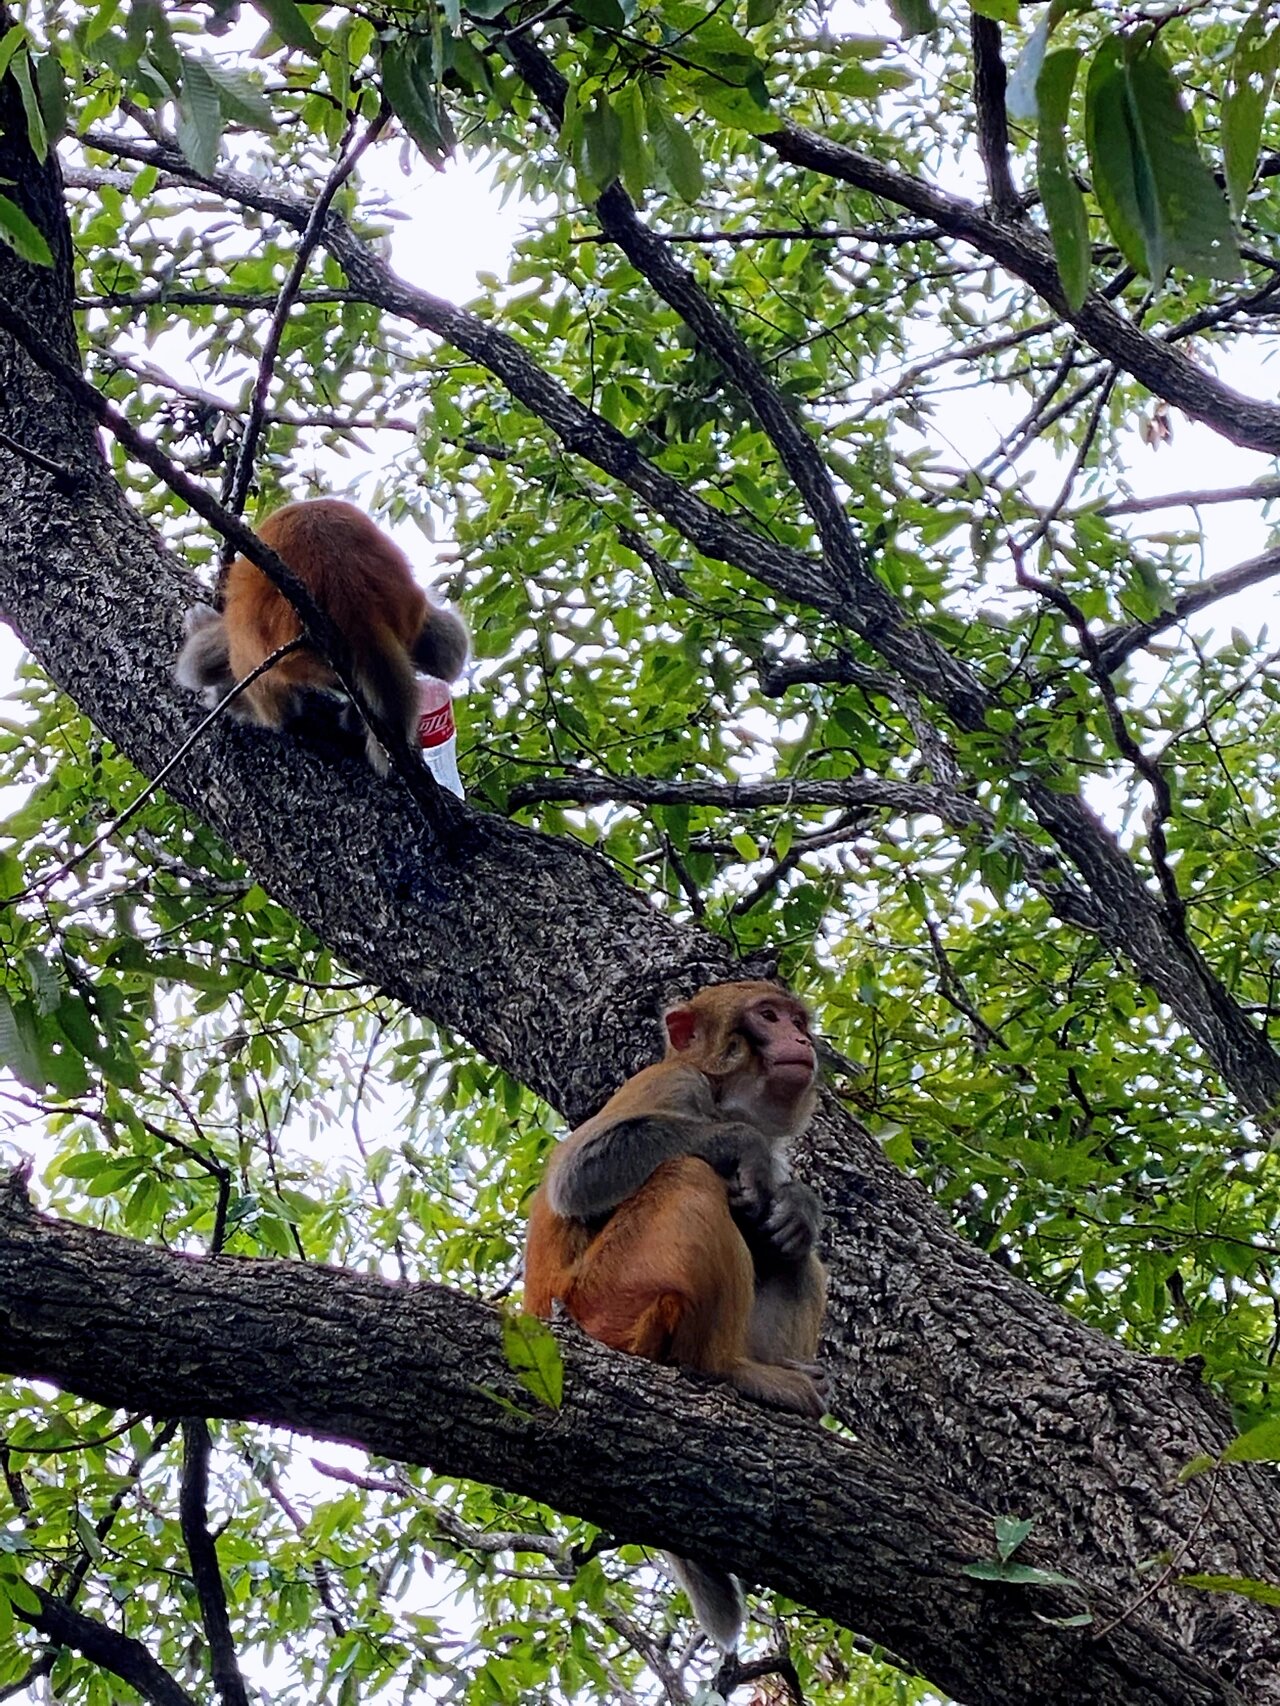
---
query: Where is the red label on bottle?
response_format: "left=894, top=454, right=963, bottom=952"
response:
left=418, top=701, right=456, bottom=748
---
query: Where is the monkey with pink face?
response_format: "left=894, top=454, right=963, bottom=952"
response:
left=524, top=980, right=827, bottom=1650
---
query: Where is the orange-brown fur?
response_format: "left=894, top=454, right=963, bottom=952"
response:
left=175, top=498, right=468, bottom=774
left=523, top=981, right=827, bottom=1649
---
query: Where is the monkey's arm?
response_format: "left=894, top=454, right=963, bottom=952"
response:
left=546, top=1064, right=772, bottom=1222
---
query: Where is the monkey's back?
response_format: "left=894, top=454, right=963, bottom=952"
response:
left=224, top=499, right=427, bottom=686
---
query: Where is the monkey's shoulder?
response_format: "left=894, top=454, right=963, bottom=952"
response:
left=595, top=1059, right=716, bottom=1122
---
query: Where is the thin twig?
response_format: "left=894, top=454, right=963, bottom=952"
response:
left=242, top=1446, right=348, bottom=1639
left=222, top=106, right=388, bottom=531
left=1088, top=476, right=1280, bottom=518
left=179, top=1420, right=249, bottom=1706
left=1010, top=539, right=1185, bottom=932
left=1096, top=544, right=1280, bottom=672
left=573, top=222, right=942, bottom=248
left=731, top=810, right=867, bottom=916
left=1091, top=1469, right=1220, bottom=1645
left=923, top=913, right=1007, bottom=1053
left=0, top=425, right=80, bottom=485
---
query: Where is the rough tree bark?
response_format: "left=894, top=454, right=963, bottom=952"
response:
left=2, top=62, right=1280, bottom=1706
left=0, top=1175, right=1253, bottom=1706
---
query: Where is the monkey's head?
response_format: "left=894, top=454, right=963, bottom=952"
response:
left=664, top=981, right=817, bottom=1137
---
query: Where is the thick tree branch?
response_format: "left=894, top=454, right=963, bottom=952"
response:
left=0, top=1181, right=1252, bottom=1706
left=509, top=767, right=1101, bottom=925
left=18, top=1586, right=198, bottom=1706
left=768, top=124, right=1280, bottom=454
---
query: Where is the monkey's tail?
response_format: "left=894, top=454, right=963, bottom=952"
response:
left=174, top=604, right=235, bottom=704
left=662, top=1552, right=744, bottom=1652
left=411, top=602, right=469, bottom=683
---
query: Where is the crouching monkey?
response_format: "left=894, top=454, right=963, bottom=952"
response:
left=175, top=498, right=468, bottom=775
left=523, top=980, right=828, bottom=1651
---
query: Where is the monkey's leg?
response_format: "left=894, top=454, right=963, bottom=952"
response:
left=234, top=667, right=306, bottom=731
left=351, top=626, right=419, bottom=775
left=563, top=1159, right=822, bottom=1414
left=747, top=1252, right=827, bottom=1364
left=522, top=1190, right=590, bottom=1319
left=561, top=1157, right=753, bottom=1366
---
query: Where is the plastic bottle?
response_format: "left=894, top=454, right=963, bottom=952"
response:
left=416, top=675, right=464, bottom=798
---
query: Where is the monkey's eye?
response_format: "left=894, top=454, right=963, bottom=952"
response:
left=759, top=1005, right=779, bottom=1022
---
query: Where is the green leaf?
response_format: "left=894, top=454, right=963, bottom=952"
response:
left=85, top=0, right=122, bottom=47
left=615, top=80, right=652, bottom=203
left=1084, top=36, right=1149, bottom=275
left=887, top=0, right=937, bottom=36
left=1125, top=36, right=1239, bottom=279
left=687, top=73, right=779, bottom=135
left=33, top=54, right=67, bottom=145
left=381, top=34, right=457, bottom=170
left=176, top=55, right=224, bottom=175
left=1222, top=1414, right=1280, bottom=1463
left=11, top=51, right=47, bottom=166
left=1178, top=1452, right=1218, bottom=1484
left=132, top=0, right=180, bottom=87
left=3, top=1573, right=38, bottom=1618
left=0, top=23, right=25, bottom=82
left=572, top=0, right=625, bottom=25
left=731, top=829, right=761, bottom=862
left=249, top=0, right=320, bottom=53
left=646, top=90, right=702, bottom=201
left=0, top=194, right=52, bottom=266
left=1037, top=48, right=1090, bottom=310
left=0, top=993, right=46, bottom=1090
left=1180, top=1572, right=1280, bottom=1606
left=1086, top=33, right=1240, bottom=282
left=995, top=1514, right=1036, bottom=1561
left=200, top=60, right=277, bottom=131
left=501, top=1310, right=563, bottom=1410
left=746, top=0, right=781, bottom=22
left=963, top=1560, right=1081, bottom=1588
left=581, top=94, right=622, bottom=193
left=972, top=0, right=1019, bottom=22
left=1223, top=4, right=1280, bottom=216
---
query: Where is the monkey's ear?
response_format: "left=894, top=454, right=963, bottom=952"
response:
left=664, top=1005, right=698, bottom=1052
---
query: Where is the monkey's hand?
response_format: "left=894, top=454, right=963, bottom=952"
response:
left=756, top=1180, right=821, bottom=1263
left=705, top=1127, right=775, bottom=1224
